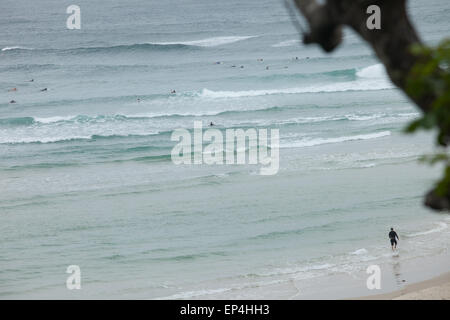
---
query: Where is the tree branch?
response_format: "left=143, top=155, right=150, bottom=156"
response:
left=292, top=0, right=449, bottom=211
left=293, top=0, right=430, bottom=109
left=293, top=0, right=342, bottom=52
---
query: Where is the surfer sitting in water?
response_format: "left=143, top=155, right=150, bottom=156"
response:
left=171, top=89, right=176, bottom=94
left=209, top=121, right=214, bottom=127
left=389, top=228, right=399, bottom=250
left=9, top=100, right=16, bottom=104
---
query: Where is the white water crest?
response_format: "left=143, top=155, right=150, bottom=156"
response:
left=153, top=36, right=257, bottom=47
left=281, top=131, right=391, bottom=148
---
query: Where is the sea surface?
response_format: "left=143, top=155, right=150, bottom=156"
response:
left=0, top=0, right=449, bottom=299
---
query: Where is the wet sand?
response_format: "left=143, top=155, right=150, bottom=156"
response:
left=359, top=271, right=450, bottom=300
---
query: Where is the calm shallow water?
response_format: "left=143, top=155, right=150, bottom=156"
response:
left=0, top=0, right=449, bottom=298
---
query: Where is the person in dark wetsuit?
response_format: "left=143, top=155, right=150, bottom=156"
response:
left=389, top=228, right=399, bottom=250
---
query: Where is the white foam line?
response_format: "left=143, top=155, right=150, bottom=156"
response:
left=153, top=36, right=258, bottom=47
left=1, top=46, right=33, bottom=52
left=408, top=222, right=448, bottom=237
left=281, top=131, right=391, bottom=148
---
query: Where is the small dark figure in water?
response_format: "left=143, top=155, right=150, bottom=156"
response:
left=209, top=122, right=214, bottom=127
left=171, top=90, right=176, bottom=94
left=389, top=228, right=399, bottom=250
left=137, top=98, right=141, bottom=103
left=10, top=100, right=16, bottom=104
left=40, top=88, right=47, bottom=92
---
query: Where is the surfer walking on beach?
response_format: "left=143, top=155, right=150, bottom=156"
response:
left=389, top=228, right=399, bottom=250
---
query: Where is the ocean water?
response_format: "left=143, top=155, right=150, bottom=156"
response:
left=0, top=0, right=449, bottom=299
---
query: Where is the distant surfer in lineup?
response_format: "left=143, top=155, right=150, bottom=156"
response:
left=389, top=228, right=399, bottom=250
left=170, top=89, right=176, bottom=94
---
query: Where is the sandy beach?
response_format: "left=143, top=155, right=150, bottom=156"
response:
left=359, top=271, right=450, bottom=300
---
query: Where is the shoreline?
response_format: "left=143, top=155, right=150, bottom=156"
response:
left=357, top=270, right=450, bottom=300
left=182, top=249, right=450, bottom=300
left=279, top=248, right=450, bottom=300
